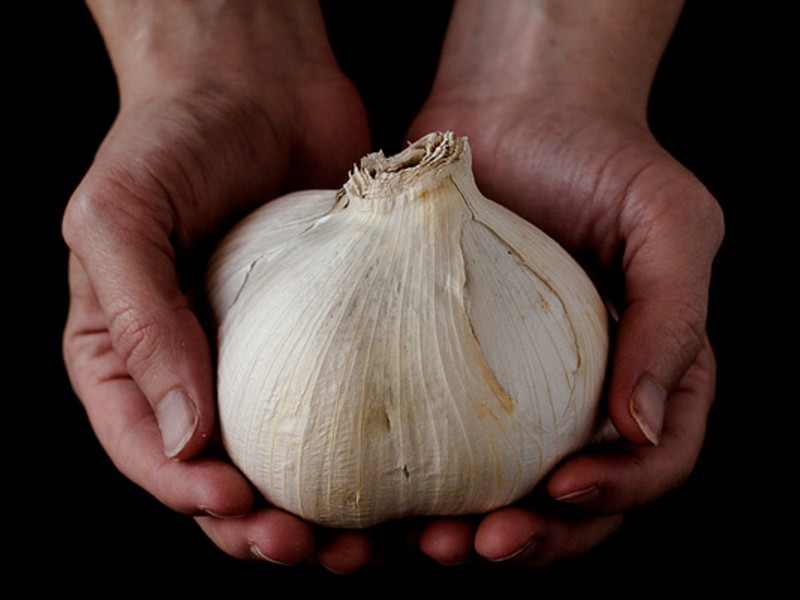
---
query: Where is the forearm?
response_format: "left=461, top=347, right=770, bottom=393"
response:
left=431, top=0, right=684, bottom=120
left=86, top=0, right=336, bottom=105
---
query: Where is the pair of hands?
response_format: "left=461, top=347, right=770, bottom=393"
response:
left=62, top=0, right=723, bottom=574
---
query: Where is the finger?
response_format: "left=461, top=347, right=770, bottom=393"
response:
left=313, top=530, right=378, bottom=574
left=417, top=517, right=477, bottom=566
left=548, top=338, right=716, bottom=512
left=64, top=253, right=254, bottom=516
left=474, top=506, right=623, bottom=567
left=84, top=377, right=254, bottom=517
left=608, top=178, right=723, bottom=444
left=195, top=509, right=315, bottom=566
left=63, top=177, right=216, bottom=460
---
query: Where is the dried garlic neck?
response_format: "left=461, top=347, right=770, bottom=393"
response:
left=339, top=131, right=470, bottom=213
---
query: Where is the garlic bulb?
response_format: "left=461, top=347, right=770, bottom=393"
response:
left=207, top=131, right=609, bottom=529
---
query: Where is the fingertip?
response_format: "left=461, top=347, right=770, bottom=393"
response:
left=251, top=511, right=316, bottom=566
left=474, top=508, right=539, bottom=562
left=198, top=509, right=315, bottom=566
left=477, top=506, right=624, bottom=568
left=418, top=518, right=475, bottom=566
left=551, top=484, right=601, bottom=506
left=191, top=462, right=256, bottom=518
left=608, top=365, right=669, bottom=446
left=629, top=375, right=667, bottom=445
left=546, top=451, right=610, bottom=509
left=157, top=388, right=202, bottom=458
left=315, top=530, right=378, bottom=574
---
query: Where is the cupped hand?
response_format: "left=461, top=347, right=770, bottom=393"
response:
left=406, top=94, right=724, bottom=567
left=62, top=3, right=375, bottom=569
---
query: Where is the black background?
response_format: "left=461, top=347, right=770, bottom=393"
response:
left=10, top=0, right=790, bottom=592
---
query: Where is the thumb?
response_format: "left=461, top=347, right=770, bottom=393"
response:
left=607, top=184, right=724, bottom=445
left=63, top=186, right=216, bottom=460
left=608, top=296, right=703, bottom=445
left=106, top=269, right=215, bottom=460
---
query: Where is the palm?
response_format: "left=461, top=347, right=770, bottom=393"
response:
left=414, top=100, right=692, bottom=254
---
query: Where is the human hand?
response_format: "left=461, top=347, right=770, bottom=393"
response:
left=404, top=0, right=724, bottom=567
left=62, top=0, right=375, bottom=573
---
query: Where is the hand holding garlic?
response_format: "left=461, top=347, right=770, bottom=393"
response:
left=405, top=107, right=722, bottom=566
left=63, top=0, right=725, bottom=574
left=403, top=0, right=724, bottom=567
left=62, top=0, right=374, bottom=572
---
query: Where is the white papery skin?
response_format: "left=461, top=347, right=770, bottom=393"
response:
left=207, top=132, right=608, bottom=529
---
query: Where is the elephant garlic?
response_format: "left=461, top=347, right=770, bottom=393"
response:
left=207, top=131, right=609, bottom=529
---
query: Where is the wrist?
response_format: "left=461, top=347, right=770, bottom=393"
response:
left=429, top=0, right=684, bottom=122
left=87, top=0, right=339, bottom=106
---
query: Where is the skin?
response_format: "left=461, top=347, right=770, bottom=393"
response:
left=406, top=0, right=723, bottom=566
left=62, top=0, right=723, bottom=572
left=63, top=0, right=374, bottom=573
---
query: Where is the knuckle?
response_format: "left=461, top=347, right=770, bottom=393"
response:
left=62, top=185, right=133, bottom=254
left=62, top=169, right=175, bottom=255
left=108, top=305, right=163, bottom=374
left=655, top=313, right=707, bottom=392
left=670, top=301, right=707, bottom=364
left=62, top=189, right=106, bottom=251
left=697, top=188, right=726, bottom=250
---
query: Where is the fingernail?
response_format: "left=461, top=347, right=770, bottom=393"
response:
left=199, top=507, right=250, bottom=520
left=438, top=555, right=471, bottom=567
left=250, top=544, right=293, bottom=566
left=630, top=375, right=667, bottom=445
left=156, top=388, right=198, bottom=458
left=554, top=485, right=600, bottom=505
left=490, top=537, right=538, bottom=563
